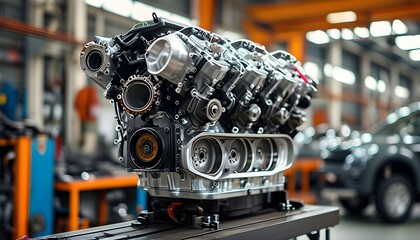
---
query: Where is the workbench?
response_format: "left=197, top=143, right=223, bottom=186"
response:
left=55, top=174, right=145, bottom=231
left=36, top=205, right=339, bottom=240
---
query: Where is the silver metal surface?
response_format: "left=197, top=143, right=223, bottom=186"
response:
left=134, top=133, right=295, bottom=199
left=79, top=40, right=112, bottom=89
left=79, top=16, right=317, bottom=201
left=146, top=33, right=190, bottom=84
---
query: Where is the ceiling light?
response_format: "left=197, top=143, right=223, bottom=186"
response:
left=171, top=15, right=193, bottom=25
left=221, top=30, right=243, bottom=40
left=333, top=66, right=355, bottom=85
left=354, top=27, right=369, bottom=38
left=85, top=0, right=104, bottom=8
left=327, top=11, right=357, bottom=24
left=341, top=28, right=354, bottom=40
left=392, top=19, right=408, bottom=34
left=370, top=21, right=392, bottom=37
left=132, top=2, right=155, bottom=21
left=303, top=62, right=320, bottom=79
left=409, top=49, right=420, bottom=61
left=157, top=9, right=172, bottom=20
left=306, top=30, right=330, bottom=44
left=396, top=35, right=420, bottom=50
left=324, top=63, right=333, bottom=77
left=103, top=0, right=133, bottom=18
left=327, top=29, right=341, bottom=40
left=394, top=85, right=409, bottom=98
left=377, top=80, right=386, bottom=93
left=364, top=76, right=377, bottom=91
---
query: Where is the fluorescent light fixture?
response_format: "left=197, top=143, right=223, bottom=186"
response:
left=306, top=30, right=330, bottom=44
left=157, top=9, right=172, bottom=20
left=89, top=0, right=193, bottom=31
left=132, top=2, right=192, bottom=25
left=394, top=85, right=409, bottom=98
left=392, top=19, right=408, bottom=34
left=103, top=0, right=133, bottom=18
left=370, top=21, right=392, bottom=37
left=171, top=14, right=193, bottom=26
left=333, top=66, right=355, bottom=85
left=219, top=30, right=243, bottom=40
left=364, top=76, right=377, bottom=91
left=409, top=49, right=420, bottom=61
left=341, top=28, right=354, bottom=40
left=377, top=80, right=386, bottom=93
left=85, top=0, right=105, bottom=8
left=365, top=76, right=386, bottom=92
left=303, top=62, right=320, bottom=79
left=327, top=11, right=357, bottom=24
left=324, top=63, right=333, bottom=77
left=396, top=35, right=420, bottom=50
left=354, top=27, right=369, bottom=38
left=327, top=29, right=341, bottom=40
left=132, top=2, right=155, bottom=21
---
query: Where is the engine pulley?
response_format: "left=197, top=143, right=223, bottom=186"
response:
left=129, top=128, right=164, bottom=169
left=121, top=75, right=156, bottom=115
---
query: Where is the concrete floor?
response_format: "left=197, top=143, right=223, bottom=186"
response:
left=298, top=203, right=420, bottom=240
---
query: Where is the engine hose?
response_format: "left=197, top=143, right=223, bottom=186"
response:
left=167, top=202, right=183, bottom=224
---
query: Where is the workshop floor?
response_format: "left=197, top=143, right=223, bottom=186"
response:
left=299, top=202, right=420, bottom=240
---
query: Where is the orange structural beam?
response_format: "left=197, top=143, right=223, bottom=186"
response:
left=244, top=1, right=420, bottom=47
left=247, top=0, right=406, bottom=24
left=55, top=175, right=139, bottom=191
left=372, top=3, right=420, bottom=21
left=273, top=14, right=370, bottom=33
left=242, top=19, right=272, bottom=46
left=0, top=139, right=16, bottom=146
left=285, top=158, right=322, bottom=204
left=197, top=0, right=215, bottom=31
left=0, top=16, right=80, bottom=44
left=55, top=174, right=139, bottom=231
left=287, top=31, right=306, bottom=63
left=13, top=137, right=31, bottom=239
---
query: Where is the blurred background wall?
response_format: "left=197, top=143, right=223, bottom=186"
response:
left=2, top=0, right=420, bottom=238
left=1, top=0, right=420, bottom=151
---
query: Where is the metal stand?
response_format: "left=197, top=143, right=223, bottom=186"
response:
left=35, top=205, right=339, bottom=240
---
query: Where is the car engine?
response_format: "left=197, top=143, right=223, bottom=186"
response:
left=80, top=13, right=317, bottom=221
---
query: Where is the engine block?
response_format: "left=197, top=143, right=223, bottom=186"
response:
left=80, top=14, right=317, bottom=200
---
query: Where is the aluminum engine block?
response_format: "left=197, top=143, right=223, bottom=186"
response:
left=80, top=13, right=317, bottom=200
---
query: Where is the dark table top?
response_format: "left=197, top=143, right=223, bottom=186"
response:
left=35, top=204, right=339, bottom=240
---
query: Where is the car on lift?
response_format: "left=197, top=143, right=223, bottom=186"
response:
left=319, top=102, right=420, bottom=223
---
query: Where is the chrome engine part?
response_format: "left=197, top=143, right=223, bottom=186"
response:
left=80, top=14, right=317, bottom=200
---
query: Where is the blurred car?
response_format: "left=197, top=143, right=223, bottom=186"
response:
left=294, top=123, right=355, bottom=158
left=319, top=102, right=420, bottom=223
